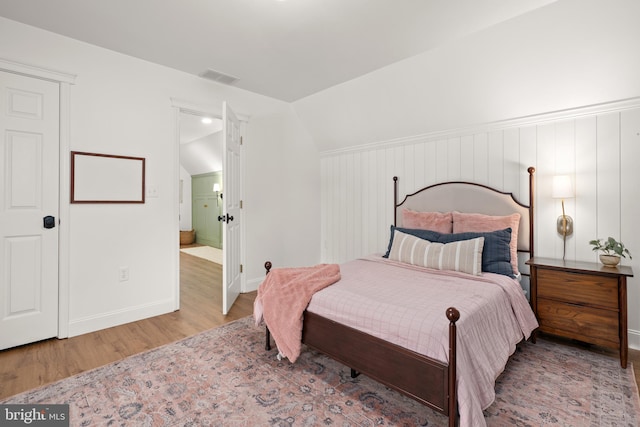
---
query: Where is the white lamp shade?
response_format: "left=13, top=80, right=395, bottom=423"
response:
left=213, top=183, right=221, bottom=192
left=552, top=175, right=573, bottom=199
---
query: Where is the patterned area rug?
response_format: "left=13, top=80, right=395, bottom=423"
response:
left=2, top=316, right=639, bottom=426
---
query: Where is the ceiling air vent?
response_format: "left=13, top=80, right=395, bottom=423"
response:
left=199, top=68, right=239, bottom=85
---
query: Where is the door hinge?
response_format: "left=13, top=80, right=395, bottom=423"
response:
left=240, top=200, right=243, bottom=209
left=240, top=264, right=243, bottom=273
left=240, top=136, right=243, bottom=145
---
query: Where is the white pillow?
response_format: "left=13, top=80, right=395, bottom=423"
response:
left=389, top=230, right=484, bottom=276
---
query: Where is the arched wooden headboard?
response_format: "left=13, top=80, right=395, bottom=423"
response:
left=394, top=166, right=535, bottom=260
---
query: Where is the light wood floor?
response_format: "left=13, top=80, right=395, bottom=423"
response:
left=1, top=253, right=638, bottom=400
left=0, top=251, right=256, bottom=400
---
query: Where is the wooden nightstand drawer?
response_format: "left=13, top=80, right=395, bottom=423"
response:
left=537, top=298, right=619, bottom=349
left=537, top=269, right=618, bottom=309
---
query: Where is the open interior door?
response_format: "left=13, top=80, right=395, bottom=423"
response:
left=221, top=102, right=242, bottom=314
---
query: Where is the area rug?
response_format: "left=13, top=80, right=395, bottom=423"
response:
left=2, top=316, right=639, bottom=426
left=180, top=245, right=222, bottom=265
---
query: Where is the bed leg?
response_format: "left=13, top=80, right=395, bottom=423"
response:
left=350, top=368, right=360, bottom=378
left=265, top=327, right=272, bottom=351
left=264, top=261, right=273, bottom=351
left=446, top=307, right=460, bottom=427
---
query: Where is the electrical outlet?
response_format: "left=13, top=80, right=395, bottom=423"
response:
left=118, top=267, right=129, bottom=282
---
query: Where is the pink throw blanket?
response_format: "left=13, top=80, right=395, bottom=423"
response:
left=253, top=264, right=341, bottom=362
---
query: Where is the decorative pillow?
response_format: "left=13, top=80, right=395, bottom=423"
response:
left=438, top=229, right=513, bottom=277
left=383, top=225, right=441, bottom=258
left=402, top=209, right=452, bottom=234
left=452, top=212, right=521, bottom=276
left=388, top=230, right=484, bottom=276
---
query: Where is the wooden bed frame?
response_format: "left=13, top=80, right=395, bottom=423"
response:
left=264, top=167, right=536, bottom=427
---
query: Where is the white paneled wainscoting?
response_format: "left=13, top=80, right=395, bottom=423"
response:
left=319, top=97, right=640, bottom=349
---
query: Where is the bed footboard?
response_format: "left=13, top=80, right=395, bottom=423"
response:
left=303, top=310, right=458, bottom=421
left=262, top=261, right=459, bottom=426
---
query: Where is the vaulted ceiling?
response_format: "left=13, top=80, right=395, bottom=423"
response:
left=0, top=0, right=556, bottom=102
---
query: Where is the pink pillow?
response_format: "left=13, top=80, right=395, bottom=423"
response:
left=452, top=211, right=521, bottom=275
left=402, top=209, right=452, bottom=234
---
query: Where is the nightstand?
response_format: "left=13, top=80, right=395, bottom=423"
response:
left=526, top=257, right=634, bottom=368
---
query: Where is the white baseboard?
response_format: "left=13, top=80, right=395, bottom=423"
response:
left=629, top=329, right=640, bottom=351
left=244, top=277, right=262, bottom=293
left=66, top=298, right=176, bottom=338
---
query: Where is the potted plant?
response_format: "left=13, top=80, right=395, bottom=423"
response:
left=589, top=237, right=632, bottom=266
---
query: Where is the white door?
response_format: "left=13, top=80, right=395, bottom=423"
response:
left=0, top=71, right=60, bottom=349
left=221, top=102, right=242, bottom=314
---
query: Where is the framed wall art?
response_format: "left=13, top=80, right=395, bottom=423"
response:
left=70, top=151, right=145, bottom=203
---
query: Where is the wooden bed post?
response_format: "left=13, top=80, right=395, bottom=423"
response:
left=264, top=261, right=272, bottom=351
left=528, top=167, right=535, bottom=258
left=527, top=167, right=536, bottom=344
left=446, top=307, right=460, bottom=427
left=393, top=176, right=399, bottom=226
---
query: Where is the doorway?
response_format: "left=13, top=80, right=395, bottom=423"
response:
left=178, top=110, right=224, bottom=308
left=172, top=99, right=244, bottom=315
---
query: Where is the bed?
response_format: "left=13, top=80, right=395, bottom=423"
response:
left=258, top=167, right=538, bottom=427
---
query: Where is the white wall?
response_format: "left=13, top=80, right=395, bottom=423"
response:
left=293, top=0, right=640, bottom=349
left=243, top=107, right=321, bottom=282
left=180, top=131, right=223, bottom=176
left=294, top=0, right=640, bottom=152
left=319, top=102, right=640, bottom=340
left=0, top=17, right=321, bottom=336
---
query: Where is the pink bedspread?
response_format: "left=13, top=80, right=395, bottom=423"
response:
left=306, top=255, right=538, bottom=427
left=253, top=263, right=341, bottom=362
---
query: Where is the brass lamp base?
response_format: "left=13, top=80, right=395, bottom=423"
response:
left=556, top=215, right=573, bottom=236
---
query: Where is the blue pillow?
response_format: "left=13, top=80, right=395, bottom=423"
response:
left=383, top=225, right=514, bottom=278
left=437, top=229, right=513, bottom=278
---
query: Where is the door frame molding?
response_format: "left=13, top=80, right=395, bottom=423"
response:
left=0, top=58, right=76, bottom=338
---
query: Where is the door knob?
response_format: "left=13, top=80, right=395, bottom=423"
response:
left=217, top=213, right=234, bottom=223
left=43, top=216, right=56, bottom=229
